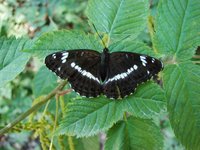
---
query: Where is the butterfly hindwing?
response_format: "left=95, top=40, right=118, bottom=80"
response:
left=103, top=52, right=163, bottom=99
left=45, top=50, right=102, bottom=98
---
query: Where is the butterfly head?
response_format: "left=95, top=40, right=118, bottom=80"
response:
left=103, top=47, right=109, bottom=53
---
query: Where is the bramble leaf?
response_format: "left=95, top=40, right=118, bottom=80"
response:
left=33, top=66, right=57, bottom=97
left=105, top=117, right=163, bottom=150
left=0, top=37, right=30, bottom=87
left=122, top=82, right=166, bottom=119
left=154, top=0, right=200, bottom=61
left=56, top=82, right=165, bottom=137
left=163, top=62, right=200, bottom=149
left=109, top=41, right=157, bottom=57
left=27, top=30, right=103, bottom=58
left=56, top=97, right=124, bottom=137
left=87, top=0, right=148, bottom=42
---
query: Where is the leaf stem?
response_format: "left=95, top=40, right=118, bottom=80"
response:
left=193, top=61, right=200, bottom=64
left=49, top=94, right=59, bottom=150
left=123, top=112, right=127, bottom=122
left=59, top=95, right=65, bottom=114
left=148, top=16, right=154, bottom=42
left=59, top=95, right=75, bottom=150
left=40, top=100, right=51, bottom=121
left=0, top=80, right=67, bottom=135
left=148, top=16, right=159, bottom=54
left=68, top=136, right=75, bottom=150
left=193, top=55, right=200, bottom=59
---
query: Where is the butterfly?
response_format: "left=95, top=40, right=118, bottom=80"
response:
left=45, top=48, right=163, bottom=99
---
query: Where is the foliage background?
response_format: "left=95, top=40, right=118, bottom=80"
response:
left=0, top=0, right=199, bottom=149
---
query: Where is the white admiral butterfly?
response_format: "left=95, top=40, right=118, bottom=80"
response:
left=45, top=48, right=163, bottom=99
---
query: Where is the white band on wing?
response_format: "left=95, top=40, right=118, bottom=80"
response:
left=105, top=65, right=139, bottom=84
left=70, top=62, right=100, bottom=83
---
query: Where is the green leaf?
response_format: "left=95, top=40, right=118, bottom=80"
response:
left=33, top=66, right=57, bottom=97
left=56, top=97, right=124, bottom=137
left=78, top=136, right=100, bottom=150
left=109, top=41, right=157, bottom=57
left=27, top=30, right=103, bottom=58
left=87, top=0, right=149, bottom=41
left=56, top=82, right=165, bottom=137
left=163, top=62, right=200, bottom=149
left=0, top=37, right=30, bottom=88
left=122, top=82, right=166, bottom=119
left=154, top=0, right=200, bottom=60
left=105, top=117, right=163, bottom=150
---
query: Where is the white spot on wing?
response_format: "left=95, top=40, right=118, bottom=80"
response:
left=52, top=54, right=56, bottom=59
left=133, top=65, right=138, bottom=70
left=61, top=53, right=69, bottom=63
left=140, top=56, right=147, bottom=64
left=62, top=52, right=69, bottom=57
left=75, top=65, right=81, bottom=72
left=140, top=56, right=146, bottom=60
left=81, top=70, right=87, bottom=76
left=127, top=69, right=131, bottom=74
left=116, top=74, right=121, bottom=80
left=122, top=73, right=127, bottom=78
left=62, top=59, right=66, bottom=63
left=130, top=67, right=134, bottom=71
left=141, top=59, right=147, bottom=64
left=74, top=65, right=78, bottom=69
left=152, top=58, right=155, bottom=63
left=86, top=72, right=92, bottom=79
left=142, top=62, right=146, bottom=66
left=71, top=62, right=75, bottom=67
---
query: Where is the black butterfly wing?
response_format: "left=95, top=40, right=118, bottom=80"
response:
left=45, top=50, right=102, bottom=98
left=103, top=52, right=163, bottom=99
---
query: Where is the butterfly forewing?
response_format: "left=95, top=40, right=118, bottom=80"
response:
left=45, top=50, right=102, bottom=98
left=103, top=52, right=163, bottom=99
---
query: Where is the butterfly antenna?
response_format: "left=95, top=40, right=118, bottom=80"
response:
left=92, top=23, right=107, bottom=48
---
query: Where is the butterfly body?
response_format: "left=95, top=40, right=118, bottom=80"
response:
left=100, top=48, right=110, bottom=82
left=45, top=48, right=163, bottom=99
